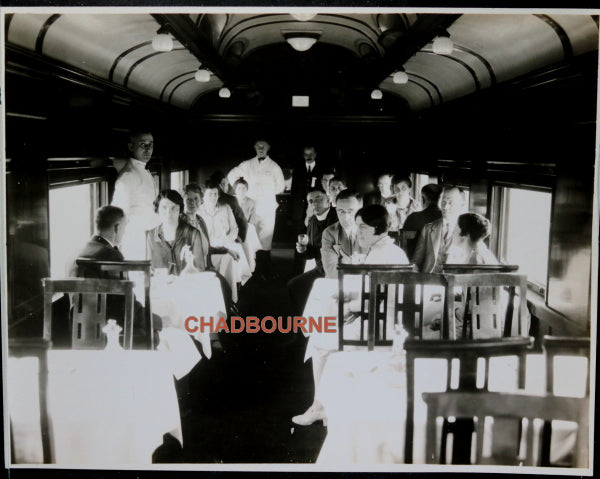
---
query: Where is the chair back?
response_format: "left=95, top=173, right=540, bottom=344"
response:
left=43, top=278, right=135, bottom=349
left=397, top=230, right=417, bottom=253
left=442, top=264, right=519, bottom=274
left=403, top=336, right=533, bottom=463
left=445, top=273, right=528, bottom=340
left=423, top=391, right=589, bottom=467
left=369, top=270, right=449, bottom=339
left=8, top=338, right=54, bottom=463
left=75, top=259, right=154, bottom=349
left=336, top=264, right=415, bottom=351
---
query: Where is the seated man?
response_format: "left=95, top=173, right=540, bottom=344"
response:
left=320, top=189, right=364, bottom=279
left=287, top=187, right=338, bottom=315
left=292, top=204, right=409, bottom=426
left=402, top=183, right=442, bottom=258
left=326, top=176, right=347, bottom=207
left=67, top=205, right=159, bottom=347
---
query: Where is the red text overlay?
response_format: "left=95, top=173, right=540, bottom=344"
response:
left=185, top=316, right=337, bottom=334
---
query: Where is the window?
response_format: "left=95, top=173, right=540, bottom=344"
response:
left=496, top=187, right=552, bottom=292
left=49, top=182, right=102, bottom=278
left=170, top=170, right=189, bottom=194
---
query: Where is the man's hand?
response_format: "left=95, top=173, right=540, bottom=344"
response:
left=296, top=242, right=307, bottom=254
left=344, top=311, right=360, bottom=325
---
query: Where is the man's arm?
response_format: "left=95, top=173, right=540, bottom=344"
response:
left=412, top=224, right=429, bottom=272
left=227, top=162, right=245, bottom=187
left=111, top=171, right=133, bottom=213
left=320, top=226, right=339, bottom=279
left=228, top=196, right=248, bottom=241
left=273, top=164, right=286, bottom=194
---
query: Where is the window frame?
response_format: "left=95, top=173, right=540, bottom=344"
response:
left=490, top=182, right=553, bottom=299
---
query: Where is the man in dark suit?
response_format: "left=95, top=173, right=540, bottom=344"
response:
left=67, top=205, right=155, bottom=346
left=320, top=189, right=364, bottom=279
left=290, top=146, right=326, bottom=235
left=287, top=187, right=338, bottom=315
left=209, top=170, right=248, bottom=242
left=402, top=183, right=443, bottom=258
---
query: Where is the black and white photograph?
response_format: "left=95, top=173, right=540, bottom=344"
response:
left=1, top=3, right=598, bottom=474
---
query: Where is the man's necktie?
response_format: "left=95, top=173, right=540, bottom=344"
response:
left=443, top=222, right=452, bottom=244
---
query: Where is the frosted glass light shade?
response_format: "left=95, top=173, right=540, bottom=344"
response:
left=393, top=71, right=408, bottom=84
left=287, top=36, right=317, bottom=52
left=432, top=36, right=454, bottom=55
left=219, top=87, right=231, bottom=98
left=195, top=69, right=211, bottom=82
left=371, top=89, right=383, bottom=100
left=290, top=12, right=317, bottom=22
left=152, top=33, right=173, bottom=52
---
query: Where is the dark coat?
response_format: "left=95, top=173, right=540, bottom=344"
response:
left=300, top=207, right=338, bottom=274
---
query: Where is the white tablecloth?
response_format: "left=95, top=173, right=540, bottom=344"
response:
left=150, top=272, right=228, bottom=360
left=8, top=350, right=182, bottom=465
left=316, top=351, right=586, bottom=464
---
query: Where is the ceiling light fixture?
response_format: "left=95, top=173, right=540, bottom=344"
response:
left=432, top=34, right=454, bottom=55
left=371, top=89, right=383, bottom=100
left=282, top=31, right=321, bottom=52
left=152, top=27, right=173, bottom=52
left=392, top=70, right=409, bottom=84
left=219, top=87, right=231, bottom=98
left=195, top=68, right=211, bottom=82
left=290, top=12, right=317, bottom=22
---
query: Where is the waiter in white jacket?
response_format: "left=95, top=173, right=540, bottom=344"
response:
left=228, top=139, right=285, bottom=276
left=111, top=129, right=159, bottom=259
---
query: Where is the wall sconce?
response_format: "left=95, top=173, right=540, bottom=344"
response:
left=195, top=68, right=211, bottom=82
left=152, top=27, right=173, bottom=52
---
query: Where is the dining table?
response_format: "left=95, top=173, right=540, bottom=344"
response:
left=8, top=349, right=182, bottom=466
left=315, top=349, right=588, bottom=465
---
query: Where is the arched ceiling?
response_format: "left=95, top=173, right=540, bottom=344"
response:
left=5, top=12, right=598, bottom=113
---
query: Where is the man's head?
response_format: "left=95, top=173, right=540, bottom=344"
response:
left=303, top=146, right=317, bottom=163
left=440, top=185, right=466, bottom=223
left=335, top=189, right=362, bottom=231
left=392, top=175, right=412, bottom=200
left=321, top=169, right=336, bottom=192
left=377, top=173, right=393, bottom=198
left=254, top=140, right=270, bottom=158
left=307, top=187, right=330, bottom=216
left=209, top=170, right=229, bottom=192
left=128, top=129, right=154, bottom=163
left=183, top=183, right=203, bottom=214
left=355, top=204, right=390, bottom=249
left=95, top=205, right=127, bottom=245
left=421, top=184, right=442, bottom=208
left=328, top=176, right=347, bottom=204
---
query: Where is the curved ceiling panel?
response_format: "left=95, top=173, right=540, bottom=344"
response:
left=126, top=49, right=201, bottom=101
left=448, top=14, right=566, bottom=83
left=171, top=78, right=224, bottom=110
left=380, top=80, right=430, bottom=111
left=7, top=13, right=56, bottom=51
left=550, top=14, right=599, bottom=56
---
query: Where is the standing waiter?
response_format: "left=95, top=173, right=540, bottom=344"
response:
left=228, top=139, right=285, bottom=276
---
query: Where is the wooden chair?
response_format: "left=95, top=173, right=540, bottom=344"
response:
left=75, top=259, right=154, bottom=349
left=336, top=264, right=415, bottom=351
left=540, top=336, right=591, bottom=466
left=368, top=270, right=450, bottom=339
left=423, top=391, right=589, bottom=467
left=445, top=272, right=529, bottom=340
left=443, top=264, right=519, bottom=274
left=43, top=278, right=135, bottom=349
left=8, top=338, right=54, bottom=464
left=403, top=336, right=533, bottom=464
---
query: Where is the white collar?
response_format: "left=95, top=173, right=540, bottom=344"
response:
left=315, top=208, right=330, bottom=221
left=130, top=158, right=148, bottom=169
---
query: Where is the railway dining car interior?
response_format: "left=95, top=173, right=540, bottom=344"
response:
left=2, top=7, right=598, bottom=471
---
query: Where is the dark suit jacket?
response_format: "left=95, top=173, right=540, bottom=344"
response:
left=67, top=235, right=149, bottom=344
left=219, top=191, right=248, bottom=242
left=402, top=205, right=443, bottom=259
left=290, top=160, right=326, bottom=231
left=412, top=218, right=460, bottom=273
left=300, top=207, right=338, bottom=274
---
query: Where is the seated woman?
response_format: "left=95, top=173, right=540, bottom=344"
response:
left=447, top=212, right=498, bottom=265
left=293, top=204, right=409, bottom=426
left=233, top=178, right=262, bottom=273
left=197, top=179, right=251, bottom=302
left=146, top=189, right=209, bottom=274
